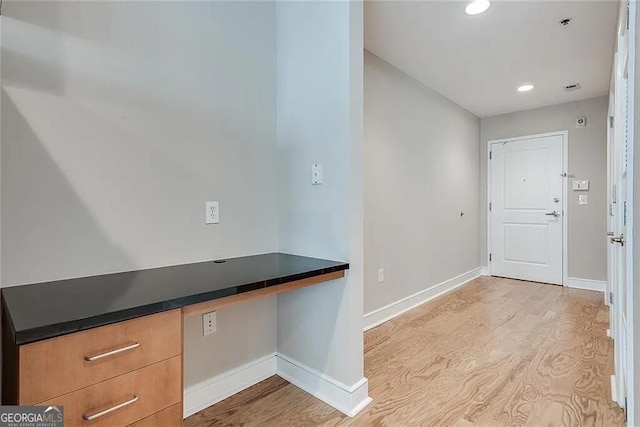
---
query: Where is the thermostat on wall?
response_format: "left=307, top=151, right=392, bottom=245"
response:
left=572, top=180, right=589, bottom=191
left=576, top=116, right=587, bottom=128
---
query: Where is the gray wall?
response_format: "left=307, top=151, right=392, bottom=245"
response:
left=364, top=51, right=481, bottom=314
left=480, top=96, right=609, bottom=281
left=276, top=1, right=366, bottom=388
left=1, top=1, right=278, bottom=389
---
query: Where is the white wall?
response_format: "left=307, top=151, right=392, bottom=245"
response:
left=480, top=96, right=609, bottom=281
left=276, top=0, right=368, bottom=400
left=630, top=2, right=639, bottom=423
left=363, top=51, right=481, bottom=315
left=1, top=1, right=278, bottom=390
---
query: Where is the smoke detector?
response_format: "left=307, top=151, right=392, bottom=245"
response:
left=564, top=83, right=581, bottom=92
left=559, top=18, right=572, bottom=27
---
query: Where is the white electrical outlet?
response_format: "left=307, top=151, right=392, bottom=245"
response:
left=579, top=194, right=588, bottom=205
left=378, top=268, right=384, bottom=283
left=205, top=201, right=219, bottom=224
left=203, top=311, right=217, bottom=336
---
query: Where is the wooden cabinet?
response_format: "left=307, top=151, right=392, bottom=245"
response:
left=127, top=404, right=183, bottom=427
left=0, top=259, right=347, bottom=427
left=40, top=357, right=181, bottom=427
left=13, top=310, right=183, bottom=426
left=19, top=310, right=182, bottom=405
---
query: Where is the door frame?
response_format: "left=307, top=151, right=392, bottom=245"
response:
left=487, top=130, right=569, bottom=286
left=625, top=0, right=636, bottom=421
left=608, top=0, right=636, bottom=416
left=606, top=68, right=616, bottom=312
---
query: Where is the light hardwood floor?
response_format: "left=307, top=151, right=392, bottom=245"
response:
left=185, top=276, right=625, bottom=426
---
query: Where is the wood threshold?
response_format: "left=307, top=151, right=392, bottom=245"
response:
left=181, top=271, right=345, bottom=318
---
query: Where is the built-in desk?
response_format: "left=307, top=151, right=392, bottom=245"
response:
left=1, top=253, right=348, bottom=426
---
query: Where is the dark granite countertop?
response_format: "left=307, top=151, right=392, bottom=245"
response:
left=1, top=253, right=348, bottom=345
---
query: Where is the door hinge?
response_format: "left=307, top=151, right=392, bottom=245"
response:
left=624, top=201, right=628, bottom=226
left=489, top=253, right=492, bottom=262
left=489, top=151, right=492, bottom=160
left=625, top=397, right=628, bottom=420
left=610, top=116, right=615, bottom=128
left=489, top=202, right=492, bottom=212
left=610, top=292, right=614, bottom=305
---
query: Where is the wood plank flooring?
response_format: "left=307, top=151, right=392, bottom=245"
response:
left=185, top=276, right=625, bottom=426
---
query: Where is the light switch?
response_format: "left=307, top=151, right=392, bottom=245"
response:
left=312, top=163, right=323, bottom=185
left=579, top=195, right=588, bottom=205
left=572, top=180, right=589, bottom=191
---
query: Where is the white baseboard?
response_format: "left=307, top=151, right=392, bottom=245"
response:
left=611, top=375, right=617, bottom=403
left=183, top=352, right=277, bottom=418
left=363, top=267, right=483, bottom=331
left=480, top=266, right=490, bottom=276
left=565, top=277, right=606, bottom=293
left=183, top=352, right=372, bottom=419
left=276, top=353, right=372, bottom=417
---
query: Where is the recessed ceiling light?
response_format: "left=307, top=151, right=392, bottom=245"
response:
left=517, top=84, right=534, bottom=92
left=465, top=0, right=491, bottom=15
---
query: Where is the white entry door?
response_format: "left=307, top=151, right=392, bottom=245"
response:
left=609, top=3, right=632, bottom=409
left=489, top=134, right=564, bottom=285
left=609, top=64, right=629, bottom=412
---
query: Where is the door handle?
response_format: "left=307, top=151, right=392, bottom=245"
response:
left=610, top=234, right=625, bottom=246
left=545, top=211, right=560, bottom=217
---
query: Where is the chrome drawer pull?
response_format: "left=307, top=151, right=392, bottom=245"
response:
left=82, top=394, right=139, bottom=421
left=84, top=342, right=140, bottom=362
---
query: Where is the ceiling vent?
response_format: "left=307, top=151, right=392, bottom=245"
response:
left=564, top=83, right=581, bottom=92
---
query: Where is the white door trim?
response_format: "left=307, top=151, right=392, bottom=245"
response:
left=487, top=130, right=569, bottom=286
left=625, top=0, right=637, bottom=421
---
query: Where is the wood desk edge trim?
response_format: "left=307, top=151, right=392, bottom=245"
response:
left=181, top=270, right=346, bottom=318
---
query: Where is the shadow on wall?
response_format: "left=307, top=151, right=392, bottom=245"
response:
left=3, top=0, right=125, bottom=288
left=2, top=1, right=114, bottom=42
left=278, top=276, right=345, bottom=365
left=1, top=88, right=135, bottom=287
left=2, top=0, right=283, bottom=400
left=1, top=4, right=278, bottom=284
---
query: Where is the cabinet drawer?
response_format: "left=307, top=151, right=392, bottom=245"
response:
left=19, top=309, right=181, bottom=404
left=40, top=356, right=181, bottom=427
left=128, top=403, right=182, bottom=427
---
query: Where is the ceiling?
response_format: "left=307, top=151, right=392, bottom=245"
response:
left=364, top=1, right=619, bottom=118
